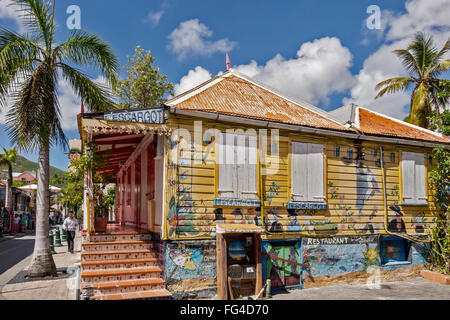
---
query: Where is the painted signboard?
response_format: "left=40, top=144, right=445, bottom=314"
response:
left=103, top=108, right=165, bottom=124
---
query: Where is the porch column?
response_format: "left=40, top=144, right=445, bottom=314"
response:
left=131, top=162, right=136, bottom=226
left=140, top=149, right=148, bottom=230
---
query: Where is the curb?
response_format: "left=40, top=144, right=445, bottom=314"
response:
left=0, top=233, right=26, bottom=243
left=420, top=270, right=450, bottom=285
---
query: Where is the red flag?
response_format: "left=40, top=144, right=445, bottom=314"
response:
left=226, top=53, right=231, bottom=71
left=81, top=100, right=85, bottom=113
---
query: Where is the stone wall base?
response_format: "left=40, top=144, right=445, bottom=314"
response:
left=303, top=264, right=424, bottom=288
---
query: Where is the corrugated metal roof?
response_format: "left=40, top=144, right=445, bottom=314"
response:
left=167, top=71, right=353, bottom=132
left=358, top=107, right=450, bottom=144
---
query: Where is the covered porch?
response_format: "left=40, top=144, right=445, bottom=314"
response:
left=78, top=114, right=171, bottom=237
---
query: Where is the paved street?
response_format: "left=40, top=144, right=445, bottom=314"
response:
left=0, top=232, right=35, bottom=274
left=269, top=278, right=450, bottom=300
left=0, top=227, right=82, bottom=300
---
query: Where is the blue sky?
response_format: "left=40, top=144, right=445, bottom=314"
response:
left=0, top=0, right=449, bottom=171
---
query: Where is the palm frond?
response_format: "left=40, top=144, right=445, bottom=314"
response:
left=393, top=49, right=420, bottom=76
left=55, top=30, right=119, bottom=87
left=58, top=63, right=117, bottom=113
left=11, top=0, right=55, bottom=49
left=0, top=28, right=42, bottom=109
left=5, top=61, right=63, bottom=151
left=374, top=77, right=414, bottom=99
left=426, top=59, right=450, bottom=78
left=429, top=80, right=450, bottom=113
left=408, top=32, right=438, bottom=76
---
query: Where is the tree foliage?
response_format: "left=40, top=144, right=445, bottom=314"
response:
left=427, top=147, right=449, bottom=274
left=114, top=46, right=174, bottom=109
left=375, top=33, right=450, bottom=129
left=0, top=0, right=119, bottom=277
left=55, top=144, right=115, bottom=218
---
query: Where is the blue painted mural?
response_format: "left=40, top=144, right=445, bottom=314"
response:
left=301, top=235, right=428, bottom=276
left=165, top=241, right=216, bottom=280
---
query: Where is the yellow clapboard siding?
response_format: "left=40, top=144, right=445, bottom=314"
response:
left=178, top=176, right=214, bottom=186
left=327, top=172, right=399, bottom=183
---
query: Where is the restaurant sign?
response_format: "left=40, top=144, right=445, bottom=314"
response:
left=103, top=108, right=165, bottom=124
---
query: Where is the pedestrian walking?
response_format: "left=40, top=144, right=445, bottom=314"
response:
left=2, top=208, right=10, bottom=233
left=12, top=214, right=20, bottom=233
left=21, top=213, right=29, bottom=233
left=63, top=210, right=79, bottom=253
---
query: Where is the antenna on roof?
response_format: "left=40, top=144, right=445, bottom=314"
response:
left=226, top=53, right=231, bottom=71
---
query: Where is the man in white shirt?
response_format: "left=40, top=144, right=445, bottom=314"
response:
left=63, top=211, right=79, bottom=253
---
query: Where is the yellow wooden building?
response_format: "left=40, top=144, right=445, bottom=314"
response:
left=78, top=69, right=449, bottom=299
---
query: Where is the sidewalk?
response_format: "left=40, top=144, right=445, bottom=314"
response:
left=0, top=229, right=82, bottom=300
left=269, top=278, right=450, bottom=300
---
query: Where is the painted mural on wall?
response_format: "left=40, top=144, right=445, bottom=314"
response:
left=167, top=137, right=215, bottom=239
left=165, top=241, right=216, bottom=281
left=301, top=235, right=428, bottom=276
left=263, top=241, right=301, bottom=288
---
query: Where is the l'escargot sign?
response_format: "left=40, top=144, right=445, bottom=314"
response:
left=104, top=108, right=165, bottom=124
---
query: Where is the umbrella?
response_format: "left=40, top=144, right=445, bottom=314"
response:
left=19, top=184, right=61, bottom=193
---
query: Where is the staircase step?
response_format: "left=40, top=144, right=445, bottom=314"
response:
left=90, top=289, right=172, bottom=300
left=81, top=258, right=158, bottom=270
left=81, top=267, right=162, bottom=283
left=82, top=240, right=155, bottom=252
left=82, top=278, right=165, bottom=295
left=81, top=249, right=158, bottom=261
left=88, top=233, right=152, bottom=242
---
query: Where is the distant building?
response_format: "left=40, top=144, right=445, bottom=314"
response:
left=12, top=171, right=37, bottom=184
left=0, top=180, right=31, bottom=213
left=68, top=139, right=82, bottom=161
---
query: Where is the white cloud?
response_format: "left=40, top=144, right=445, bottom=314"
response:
left=344, top=0, right=450, bottom=120
left=144, top=0, right=170, bottom=27
left=146, top=10, right=165, bottom=27
left=0, top=0, right=24, bottom=32
left=58, top=76, right=111, bottom=130
left=386, top=0, right=450, bottom=41
left=172, top=37, right=354, bottom=107
left=167, top=19, right=237, bottom=60
left=173, top=66, right=212, bottom=96
left=234, top=37, right=355, bottom=106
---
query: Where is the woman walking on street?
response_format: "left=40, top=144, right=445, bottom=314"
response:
left=13, top=214, right=20, bottom=233
left=21, top=213, right=29, bottom=233
left=63, top=211, right=79, bottom=253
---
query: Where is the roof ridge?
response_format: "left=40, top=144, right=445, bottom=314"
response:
left=358, top=106, right=445, bottom=139
left=229, top=69, right=345, bottom=126
left=166, top=68, right=345, bottom=127
left=165, top=71, right=231, bottom=106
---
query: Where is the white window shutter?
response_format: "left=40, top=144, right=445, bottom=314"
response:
left=307, top=143, right=324, bottom=202
left=401, top=152, right=415, bottom=204
left=291, top=142, right=308, bottom=201
left=414, top=153, right=427, bottom=204
left=218, top=133, right=236, bottom=198
left=243, top=135, right=257, bottom=199
left=236, top=134, right=248, bottom=198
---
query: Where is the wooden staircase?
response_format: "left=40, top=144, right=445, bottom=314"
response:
left=81, top=232, right=172, bottom=300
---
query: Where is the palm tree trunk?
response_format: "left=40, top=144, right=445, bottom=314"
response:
left=5, top=163, right=13, bottom=212
left=409, top=83, right=432, bottom=128
left=27, top=143, right=57, bottom=277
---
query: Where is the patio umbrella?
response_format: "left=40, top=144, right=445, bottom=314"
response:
left=19, top=184, right=61, bottom=193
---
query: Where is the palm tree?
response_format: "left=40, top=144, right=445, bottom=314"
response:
left=375, top=32, right=450, bottom=129
left=0, top=0, right=119, bottom=277
left=0, top=148, right=18, bottom=221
